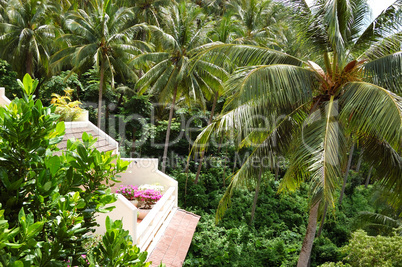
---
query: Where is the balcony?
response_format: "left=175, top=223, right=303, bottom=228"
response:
left=0, top=87, right=200, bottom=266
left=95, top=158, right=179, bottom=251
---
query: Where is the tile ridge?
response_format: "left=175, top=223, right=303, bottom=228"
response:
left=177, top=209, right=201, bottom=219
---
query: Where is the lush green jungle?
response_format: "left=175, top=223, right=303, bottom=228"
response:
left=0, top=0, right=402, bottom=266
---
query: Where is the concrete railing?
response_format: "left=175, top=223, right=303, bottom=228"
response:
left=136, top=186, right=176, bottom=250
left=95, top=186, right=177, bottom=249
left=117, top=158, right=179, bottom=207
left=95, top=158, right=178, bottom=249
left=95, top=194, right=138, bottom=239
left=64, top=121, right=119, bottom=154
left=0, top=87, right=11, bottom=106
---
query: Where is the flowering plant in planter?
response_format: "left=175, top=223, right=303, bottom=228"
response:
left=136, top=189, right=162, bottom=209
left=115, top=185, right=138, bottom=200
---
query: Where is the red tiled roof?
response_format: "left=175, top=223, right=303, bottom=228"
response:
left=148, top=209, right=200, bottom=267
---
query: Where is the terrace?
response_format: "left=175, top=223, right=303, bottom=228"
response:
left=0, top=87, right=200, bottom=266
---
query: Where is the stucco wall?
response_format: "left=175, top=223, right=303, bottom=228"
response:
left=0, top=87, right=11, bottom=106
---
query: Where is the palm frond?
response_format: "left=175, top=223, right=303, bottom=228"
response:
left=151, top=65, right=178, bottom=104
left=215, top=103, right=308, bottom=222
left=359, top=32, right=402, bottom=61
left=131, top=52, right=169, bottom=68
left=363, top=52, right=402, bottom=93
left=355, top=211, right=401, bottom=231
left=223, top=64, right=316, bottom=111
left=193, top=43, right=305, bottom=68
left=280, top=96, right=346, bottom=207
left=340, top=82, right=402, bottom=147
left=359, top=135, right=402, bottom=208
left=354, top=0, right=402, bottom=53
left=136, top=58, right=171, bottom=94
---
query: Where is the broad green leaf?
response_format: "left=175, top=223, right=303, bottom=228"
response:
left=55, top=121, right=65, bottom=135
left=46, top=156, right=61, bottom=176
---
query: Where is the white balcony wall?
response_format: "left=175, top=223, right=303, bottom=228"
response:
left=95, top=159, right=178, bottom=247
left=115, top=158, right=178, bottom=207
left=0, top=87, right=11, bottom=106
left=94, top=194, right=138, bottom=239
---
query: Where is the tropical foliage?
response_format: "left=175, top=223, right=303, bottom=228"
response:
left=0, top=0, right=401, bottom=266
left=191, top=0, right=402, bottom=264
left=0, top=74, right=152, bottom=266
left=51, top=0, right=150, bottom=127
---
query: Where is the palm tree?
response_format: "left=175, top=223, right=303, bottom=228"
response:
left=193, top=0, right=402, bottom=265
left=0, top=0, right=57, bottom=78
left=120, top=0, right=173, bottom=27
left=135, top=1, right=227, bottom=173
left=51, top=0, right=149, bottom=128
left=227, top=0, right=289, bottom=47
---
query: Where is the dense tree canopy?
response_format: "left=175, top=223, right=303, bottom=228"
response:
left=0, top=0, right=401, bottom=266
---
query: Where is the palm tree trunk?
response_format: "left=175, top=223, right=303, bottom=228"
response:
left=97, top=60, right=105, bottom=128
left=250, top=167, right=262, bottom=225
left=194, top=92, right=219, bottom=184
left=297, top=201, right=320, bottom=267
left=316, top=202, right=328, bottom=237
left=339, top=143, right=354, bottom=205
left=365, top=166, right=373, bottom=188
left=161, top=87, right=178, bottom=173
left=356, top=150, right=363, bottom=172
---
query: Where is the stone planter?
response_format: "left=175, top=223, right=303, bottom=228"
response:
left=130, top=200, right=139, bottom=207
left=137, top=208, right=152, bottom=219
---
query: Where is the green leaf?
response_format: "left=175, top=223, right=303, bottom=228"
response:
left=17, top=74, right=39, bottom=96
left=46, top=156, right=61, bottom=176
left=49, top=136, right=64, bottom=145
left=26, top=221, right=44, bottom=239
left=43, top=181, right=52, bottom=192
left=9, top=260, right=24, bottom=267
left=55, top=121, right=65, bottom=135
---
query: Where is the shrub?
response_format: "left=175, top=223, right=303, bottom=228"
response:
left=0, top=74, right=152, bottom=265
left=341, top=230, right=402, bottom=267
left=51, top=88, right=83, bottom=121
left=85, top=217, right=151, bottom=266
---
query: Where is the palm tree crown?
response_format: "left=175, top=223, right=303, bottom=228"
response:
left=51, top=0, right=149, bottom=127
left=0, top=0, right=57, bottom=78
left=193, top=0, right=402, bottom=265
left=135, top=1, right=227, bottom=172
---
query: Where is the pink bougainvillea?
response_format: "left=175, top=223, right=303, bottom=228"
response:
left=116, top=185, right=138, bottom=200
left=135, top=189, right=162, bottom=209
left=116, top=185, right=162, bottom=208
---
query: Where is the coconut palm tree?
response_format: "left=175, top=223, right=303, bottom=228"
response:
left=120, top=0, right=173, bottom=27
left=227, top=0, right=289, bottom=47
left=135, top=1, right=227, bottom=173
left=51, top=0, right=149, bottom=128
left=193, top=0, right=402, bottom=265
left=0, top=0, right=57, bottom=78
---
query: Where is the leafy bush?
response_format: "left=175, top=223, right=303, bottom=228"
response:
left=51, top=88, right=83, bottom=121
left=310, top=237, right=342, bottom=267
left=341, top=230, right=402, bottom=267
left=0, top=74, right=153, bottom=265
left=318, top=262, right=351, bottom=267
left=85, top=217, right=151, bottom=266
left=183, top=178, right=308, bottom=266
left=0, top=59, right=20, bottom=98
left=40, top=71, right=83, bottom=104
